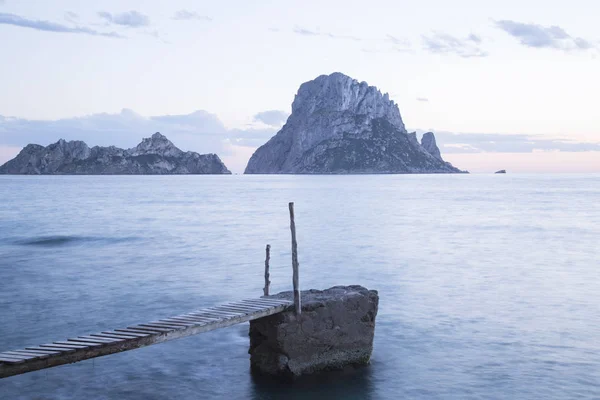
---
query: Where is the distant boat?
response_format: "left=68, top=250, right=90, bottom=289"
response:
left=495, top=170, right=507, bottom=174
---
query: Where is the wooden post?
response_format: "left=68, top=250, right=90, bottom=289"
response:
left=288, top=202, right=301, bottom=315
left=263, top=244, right=271, bottom=296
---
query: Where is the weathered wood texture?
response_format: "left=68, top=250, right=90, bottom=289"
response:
left=264, top=244, right=271, bottom=296
left=289, top=202, right=301, bottom=315
left=0, top=298, right=292, bottom=379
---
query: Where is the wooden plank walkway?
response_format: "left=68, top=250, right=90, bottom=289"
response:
left=0, top=297, right=292, bottom=379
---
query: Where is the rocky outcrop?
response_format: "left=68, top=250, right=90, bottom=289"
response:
left=249, top=285, right=379, bottom=378
left=495, top=170, right=507, bottom=174
left=421, top=132, right=442, bottom=161
left=245, top=72, right=464, bottom=174
left=0, top=133, right=231, bottom=175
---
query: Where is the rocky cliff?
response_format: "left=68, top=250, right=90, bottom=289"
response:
left=0, top=133, right=231, bottom=175
left=245, top=72, right=464, bottom=174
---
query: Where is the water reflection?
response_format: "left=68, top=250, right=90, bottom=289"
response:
left=250, top=364, right=375, bottom=400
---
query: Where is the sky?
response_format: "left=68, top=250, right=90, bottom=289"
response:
left=0, top=0, right=599, bottom=173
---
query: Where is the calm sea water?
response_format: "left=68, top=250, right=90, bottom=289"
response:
left=0, top=174, right=598, bottom=400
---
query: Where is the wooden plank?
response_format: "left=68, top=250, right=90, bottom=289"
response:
left=62, top=340, right=103, bottom=347
left=0, top=356, right=26, bottom=364
left=190, top=311, right=236, bottom=319
left=289, top=202, right=301, bottom=316
left=195, top=308, right=243, bottom=316
left=180, top=314, right=219, bottom=321
left=254, top=297, right=292, bottom=305
left=100, top=331, right=148, bottom=338
left=127, top=326, right=173, bottom=333
left=114, top=328, right=154, bottom=336
left=217, top=307, right=253, bottom=314
left=27, top=346, right=74, bottom=354
left=205, top=308, right=246, bottom=317
left=43, top=343, right=89, bottom=350
left=185, top=313, right=226, bottom=320
left=7, top=349, right=59, bottom=356
left=138, top=323, right=186, bottom=330
left=79, top=335, right=125, bottom=342
left=196, top=308, right=243, bottom=317
left=152, top=320, right=195, bottom=327
left=14, top=349, right=60, bottom=355
left=164, top=316, right=211, bottom=324
left=95, top=332, right=145, bottom=339
left=71, top=336, right=123, bottom=344
left=240, top=301, right=283, bottom=309
left=225, top=301, right=271, bottom=310
left=264, top=244, right=271, bottom=296
left=219, top=304, right=266, bottom=312
left=211, top=308, right=251, bottom=316
left=243, top=298, right=290, bottom=306
left=161, top=318, right=207, bottom=325
left=4, top=352, right=46, bottom=360
left=0, top=353, right=36, bottom=360
left=5, top=350, right=58, bottom=358
left=212, top=306, right=253, bottom=315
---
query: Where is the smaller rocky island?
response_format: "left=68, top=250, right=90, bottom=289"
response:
left=495, top=170, right=507, bottom=174
left=0, top=133, right=231, bottom=175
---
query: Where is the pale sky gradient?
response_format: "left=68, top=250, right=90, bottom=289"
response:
left=1, top=0, right=599, bottom=173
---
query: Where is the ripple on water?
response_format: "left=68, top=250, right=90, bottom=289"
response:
left=11, top=235, right=141, bottom=247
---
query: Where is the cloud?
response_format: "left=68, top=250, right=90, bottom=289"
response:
left=0, top=12, right=123, bottom=38
left=413, top=130, right=600, bottom=154
left=416, top=97, right=429, bottom=102
left=227, top=128, right=277, bottom=147
left=494, top=20, right=596, bottom=51
left=359, top=35, right=412, bottom=53
left=253, top=110, right=289, bottom=127
left=422, top=32, right=487, bottom=57
left=172, top=10, right=211, bottom=21
left=64, top=11, right=78, bottom=23
left=386, top=35, right=410, bottom=46
left=98, top=10, right=149, bottom=28
left=361, top=46, right=414, bottom=54
left=467, top=33, right=482, bottom=44
left=293, top=26, right=362, bottom=41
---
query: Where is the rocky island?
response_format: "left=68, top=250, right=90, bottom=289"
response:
left=0, top=133, right=231, bottom=175
left=245, top=72, right=465, bottom=174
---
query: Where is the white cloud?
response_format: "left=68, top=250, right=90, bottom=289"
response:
left=0, top=11, right=123, bottom=38
left=172, top=10, right=211, bottom=21
left=422, top=32, right=487, bottom=57
left=253, top=110, right=289, bottom=127
left=494, top=20, right=596, bottom=52
left=98, top=10, right=149, bottom=28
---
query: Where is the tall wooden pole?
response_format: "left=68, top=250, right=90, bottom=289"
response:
left=289, top=202, right=301, bottom=315
left=263, top=244, right=271, bottom=296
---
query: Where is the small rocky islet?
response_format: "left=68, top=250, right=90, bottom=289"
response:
left=1, top=72, right=466, bottom=175
left=0, top=133, right=231, bottom=175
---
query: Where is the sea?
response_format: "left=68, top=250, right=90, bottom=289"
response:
left=0, top=174, right=598, bottom=400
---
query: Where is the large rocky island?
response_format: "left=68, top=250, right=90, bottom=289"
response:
left=245, top=72, right=464, bottom=174
left=0, top=133, right=231, bottom=175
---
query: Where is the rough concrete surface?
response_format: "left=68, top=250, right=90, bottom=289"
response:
left=249, top=285, right=379, bottom=378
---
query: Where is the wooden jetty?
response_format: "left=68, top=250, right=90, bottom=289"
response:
left=0, top=297, right=292, bottom=379
left=1, top=202, right=303, bottom=380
